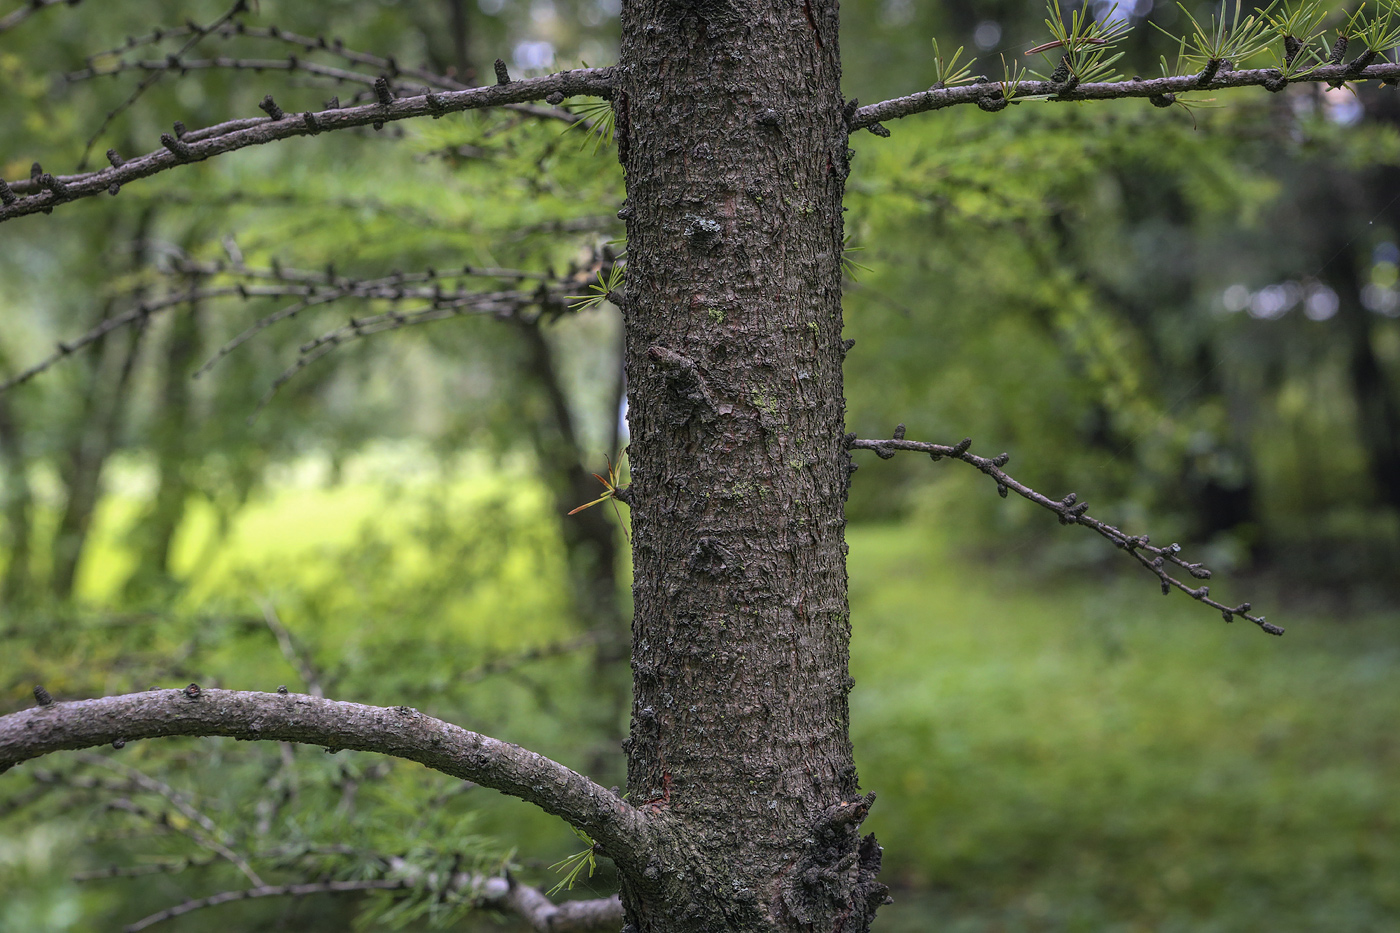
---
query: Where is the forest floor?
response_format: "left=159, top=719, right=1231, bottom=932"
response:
left=4, top=468, right=1397, bottom=931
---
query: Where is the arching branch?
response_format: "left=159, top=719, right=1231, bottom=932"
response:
left=848, top=431, right=1282, bottom=635
left=0, top=66, right=614, bottom=223
left=850, top=62, right=1400, bottom=131
left=0, top=688, right=648, bottom=863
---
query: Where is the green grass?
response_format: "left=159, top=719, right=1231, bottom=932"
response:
left=5, top=471, right=1399, bottom=931
left=848, top=524, right=1400, bottom=932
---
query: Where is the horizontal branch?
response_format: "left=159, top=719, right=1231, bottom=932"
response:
left=851, top=61, right=1400, bottom=130
left=0, top=688, right=648, bottom=862
left=0, top=66, right=614, bottom=223
left=848, top=431, right=1282, bottom=635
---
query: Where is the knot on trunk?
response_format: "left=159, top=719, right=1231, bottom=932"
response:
left=783, top=793, right=888, bottom=931
left=686, top=536, right=743, bottom=578
left=647, top=345, right=725, bottom=425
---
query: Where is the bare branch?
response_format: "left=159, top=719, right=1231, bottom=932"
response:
left=103, top=795, right=265, bottom=888
left=0, top=688, right=649, bottom=861
left=123, top=878, right=410, bottom=932
left=258, top=599, right=323, bottom=698
left=119, top=872, right=622, bottom=933
left=848, top=431, right=1282, bottom=635
left=0, top=0, right=83, bottom=35
left=0, top=66, right=614, bottom=223
left=250, top=291, right=552, bottom=414
left=75, top=752, right=235, bottom=847
left=75, top=1, right=253, bottom=169
left=850, top=62, right=1400, bottom=131
left=72, top=852, right=222, bottom=882
left=71, top=55, right=418, bottom=94
left=0, top=267, right=561, bottom=395
left=77, top=20, right=468, bottom=92
left=67, top=51, right=581, bottom=126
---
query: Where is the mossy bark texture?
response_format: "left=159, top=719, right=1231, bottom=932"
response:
left=614, top=1, right=883, bottom=930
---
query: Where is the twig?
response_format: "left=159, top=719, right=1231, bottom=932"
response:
left=459, top=633, right=599, bottom=686
left=848, top=430, right=1282, bottom=635
left=75, top=1, right=253, bottom=169
left=0, top=688, right=650, bottom=862
left=122, top=872, right=622, bottom=933
left=258, top=599, right=323, bottom=698
left=0, top=0, right=83, bottom=35
left=851, top=61, right=1400, bottom=131
left=0, top=66, right=614, bottom=222
left=0, top=266, right=558, bottom=394
left=103, top=796, right=265, bottom=887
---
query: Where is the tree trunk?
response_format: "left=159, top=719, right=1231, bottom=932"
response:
left=614, top=2, right=883, bottom=930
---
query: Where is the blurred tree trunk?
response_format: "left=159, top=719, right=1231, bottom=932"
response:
left=517, top=318, right=630, bottom=779
left=1327, top=245, right=1400, bottom=515
left=50, top=210, right=153, bottom=601
left=123, top=298, right=201, bottom=599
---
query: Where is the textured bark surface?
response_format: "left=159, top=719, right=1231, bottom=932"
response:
left=614, top=1, right=882, bottom=930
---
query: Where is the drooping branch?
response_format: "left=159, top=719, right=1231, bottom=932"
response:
left=848, top=430, right=1282, bottom=635
left=0, top=66, right=614, bottom=223
left=0, top=259, right=586, bottom=394
left=850, top=61, right=1400, bottom=132
left=0, top=688, right=649, bottom=861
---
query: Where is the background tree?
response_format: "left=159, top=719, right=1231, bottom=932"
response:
left=2, top=1, right=1398, bottom=932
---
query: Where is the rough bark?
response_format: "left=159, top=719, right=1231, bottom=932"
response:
left=613, top=2, right=883, bottom=930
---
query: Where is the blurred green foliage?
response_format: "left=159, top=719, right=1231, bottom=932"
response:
left=851, top=524, right=1400, bottom=932
left=2, top=0, right=1400, bottom=930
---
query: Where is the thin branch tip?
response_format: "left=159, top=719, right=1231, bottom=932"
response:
left=849, top=433, right=1279, bottom=635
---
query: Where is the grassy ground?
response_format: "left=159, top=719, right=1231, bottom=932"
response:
left=5, top=475, right=1398, bottom=931
left=848, top=525, right=1400, bottom=932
